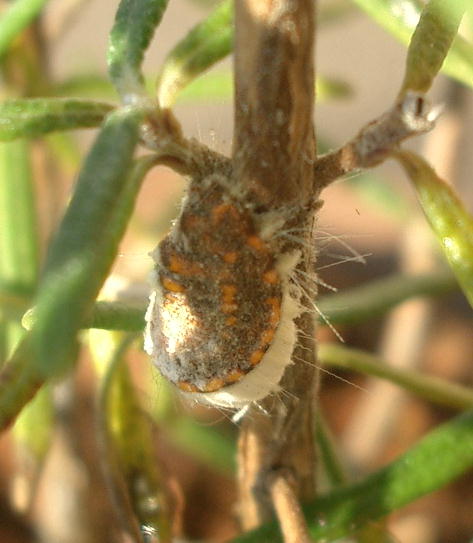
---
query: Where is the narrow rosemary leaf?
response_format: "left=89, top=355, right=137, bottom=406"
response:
left=108, top=0, right=169, bottom=100
left=232, top=409, right=473, bottom=542
left=319, top=343, right=473, bottom=411
left=396, top=151, right=473, bottom=308
left=0, top=335, right=40, bottom=431
left=400, top=0, right=468, bottom=96
left=32, top=108, right=148, bottom=377
left=97, top=335, right=172, bottom=540
left=0, top=98, right=115, bottom=141
left=318, top=269, right=456, bottom=324
left=0, top=0, right=48, bottom=59
left=352, top=0, right=473, bottom=89
left=12, top=386, right=53, bottom=461
left=157, top=0, right=232, bottom=108
left=157, top=2, right=350, bottom=107
left=0, top=140, right=38, bottom=361
left=90, top=300, right=146, bottom=331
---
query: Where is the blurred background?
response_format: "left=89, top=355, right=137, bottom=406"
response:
left=0, top=0, right=472, bottom=542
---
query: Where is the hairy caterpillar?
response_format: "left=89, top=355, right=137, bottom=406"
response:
left=145, top=168, right=312, bottom=409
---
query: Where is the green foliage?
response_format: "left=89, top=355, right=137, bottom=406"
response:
left=0, top=0, right=48, bottom=59
left=96, top=333, right=172, bottom=539
left=0, top=98, right=115, bottom=141
left=0, top=0, right=472, bottom=541
left=31, top=108, right=147, bottom=377
left=396, top=150, right=473, bottom=307
left=0, top=140, right=38, bottom=361
left=108, top=0, right=170, bottom=99
left=157, top=0, right=232, bottom=107
left=400, top=0, right=468, bottom=95
left=320, top=343, right=473, bottom=411
left=353, top=0, right=473, bottom=88
left=0, top=335, right=39, bottom=430
left=233, top=408, right=473, bottom=542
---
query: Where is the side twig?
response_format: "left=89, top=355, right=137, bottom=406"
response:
left=314, top=92, right=437, bottom=187
left=268, top=469, right=312, bottom=543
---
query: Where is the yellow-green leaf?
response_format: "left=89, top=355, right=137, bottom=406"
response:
left=396, top=150, right=473, bottom=308
left=400, top=0, right=468, bottom=96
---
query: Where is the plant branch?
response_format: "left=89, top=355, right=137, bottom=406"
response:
left=314, top=92, right=437, bottom=188
left=268, top=469, right=312, bottom=543
left=233, top=0, right=319, bottom=531
left=234, top=0, right=317, bottom=206
left=231, top=408, right=473, bottom=542
left=140, top=107, right=232, bottom=177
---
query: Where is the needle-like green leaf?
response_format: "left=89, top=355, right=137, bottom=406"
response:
left=318, top=269, right=456, bottom=324
left=400, top=0, right=468, bottom=96
left=157, top=0, right=232, bottom=108
left=319, top=343, right=473, bottom=411
left=396, top=150, right=473, bottom=308
left=96, top=333, right=172, bottom=541
left=32, top=107, right=149, bottom=378
left=0, top=0, right=48, bottom=59
left=0, top=137, right=50, bottom=476
left=352, top=0, right=473, bottom=89
left=0, top=98, right=115, bottom=141
left=0, top=335, right=40, bottom=431
left=108, top=0, right=169, bottom=100
left=156, top=1, right=354, bottom=107
left=0, top=140, right=38, bottom=361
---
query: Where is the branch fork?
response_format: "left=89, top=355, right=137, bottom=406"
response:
left=314, top=92, right=439, bottom=188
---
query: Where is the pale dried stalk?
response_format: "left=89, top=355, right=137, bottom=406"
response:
left=234, top=0, right=319, bottom=531
left=268, top=469, right=312, bottom=543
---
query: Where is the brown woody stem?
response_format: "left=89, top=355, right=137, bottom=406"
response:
left=234, top=0, right=319, bottom=532
left=268, top=469, right=312, bottom=543
left=233, top=0, right=317, bottom=208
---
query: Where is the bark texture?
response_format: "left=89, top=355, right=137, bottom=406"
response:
left=233, top=0, right=320, bottom=531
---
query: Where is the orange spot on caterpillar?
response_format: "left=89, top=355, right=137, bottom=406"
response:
left=246, top=235, right=266, bottom=251
left=263, top=269, right=279, bottom=284
left=265, top=297, right=281, bottom=326
left=223, top=251, right=238, bottom=264
left=161, top=277, right=186, bottom=293
left=177, top=381, right=199, bottom=393
left=211, top=203, right=238, bottom=223
left=221, top=284, right=237, bottom=303
left=168, top=254, right=202, bottom=275
left=221, top=303, right=238, bottom=314
left=204, top=378, right=225, bottom=392
left=250, top=350, right=265, bottom=366
left=225, top=369, right=245, bottom=383
left=260, top=328, right=275, bottom=345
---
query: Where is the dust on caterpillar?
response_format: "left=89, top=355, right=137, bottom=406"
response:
left=144, top=158, right=320, bottom=410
